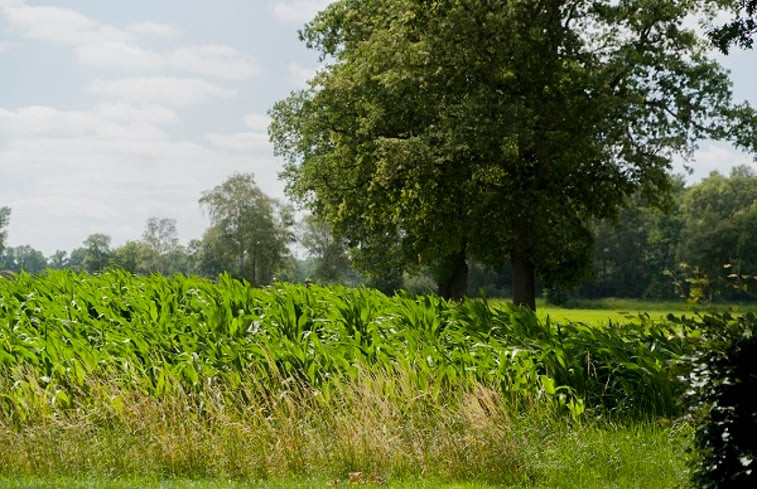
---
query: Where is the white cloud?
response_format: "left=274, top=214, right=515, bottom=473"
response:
left=11, top=194, right=120, bottom=221
left=0, top=104, right=178, bottom=136
left=75, top=41, right=163, bottom=70
left=1, top=3, right=260, bottom=86
left=0, top=105, right=95, bottom=135
left=0, top=129, right=285, bottom=253
left=206, top=131, right=270, bottom=151
left=272, top=0, right=334, bottom=23
left=2, top=4, right=133, bottom=46
left=72, top=39, right=260, bottom=80
left=0, top=41, right=17, bottom=52
left=168, top=45, right=260, bottom=80
left=127, top=20, right=178, bottom=37
left=90, top=77, right=237, bottom=105
left=94, top=122, right=169, bottom=140
left=288, top=61, right=316, bottom=87
left=206, top=113, right=272, bottom=151
left=0, top=2, right=287, bottom=254
left=243, top=113, right=271, bottom=131
left=674, top=141, right=755, bottom=183
left=92, top=103, right=179, bottom=125
left=0, top=3, right=169, bottom=72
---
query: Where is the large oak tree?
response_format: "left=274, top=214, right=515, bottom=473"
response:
left=270, top=0, right=757, bottom=307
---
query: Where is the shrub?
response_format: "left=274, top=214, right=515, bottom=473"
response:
left=543, top=286, right=571, bottom=306
left=686, top=311, right=757, bottom=489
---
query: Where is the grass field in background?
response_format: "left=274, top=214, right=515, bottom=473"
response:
left=538, top=307, right=671, bottom=324
left=533, top=298, right=756, bottom=324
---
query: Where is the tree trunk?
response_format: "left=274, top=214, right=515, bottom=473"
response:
left=511, top=248, right=536, bottom=310
left=436, top=248, right=468, bottom=300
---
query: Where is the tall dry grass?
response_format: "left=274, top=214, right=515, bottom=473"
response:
left=0, top=368, right=532, bottom=483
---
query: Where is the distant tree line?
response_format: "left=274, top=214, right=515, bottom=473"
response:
left=0, top=174, right=298, bottom=285
left=579, top=166, right=756, bottom=301
left=0, top=167, right=754, bottom=302
left=462, top=166, right=756, bottom=302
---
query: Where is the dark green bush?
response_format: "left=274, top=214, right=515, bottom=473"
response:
left=543, top=286, right=571, bottom=306
left=687, top=312, right=757, bottom=489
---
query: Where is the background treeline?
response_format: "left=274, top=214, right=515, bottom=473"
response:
left=468, top=166, right=756, bottom=302
left=0, top=166, right=754, bottom=301
left=580, top=166, right=755, bottom=301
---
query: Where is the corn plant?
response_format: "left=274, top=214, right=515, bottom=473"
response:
left=0, top=269, right=704, bottom=425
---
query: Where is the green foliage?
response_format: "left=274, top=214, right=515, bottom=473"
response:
left=0, top=270, right=710, bottom=424
left=0, top=206, right=9, bottom=256
left=50, top=237, right=111, bottom=273
left=142, top=217, right=180, bottom=257
left=66, top=246, right=86, bottom=272
left=0, top=420, right=692, bottom=489
left=582, top=187, right=685, bottom=299
left=666, top=262, right=757, bottom=307
left=402, top=270, right=437, bottom=296
left=678, top=167, right=757, bottom=295
left=198, top=173, right=294, bottom=285
left=0, top=245, right=48, bottom=273
left=543, top=286, right=571, bottom=306
left=0, top=271, right=741, bottom=484
left=683, top=311, right=757, bottom=488
left=110, top=240, right=160, bottom=275
left=466, top=262, right=511, bottom=298
left=111, top=219, right=192, bottom=276
left=579, top=168, right=756, bottom=301
left=46, top=250, right=69, bottom=269
left=141, top=217, right=191, bottom=275
left=708, top=0, right=757, bottom=53
left=300, top=214, right=353, bottom=285
left=270, top=0, right=757, bottom=306
left=81, top=233, right=112, bottom=273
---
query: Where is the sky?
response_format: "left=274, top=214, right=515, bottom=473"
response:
left=0, top=0, right=755, bottom=256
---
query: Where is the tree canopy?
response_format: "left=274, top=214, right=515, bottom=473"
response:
left=199, top=173, right=294, bottom=285
left=142, top=217, right=180, bottom=257
left=0, top=207, right=9, bottom=258
left=301, top=214, right=352, bottom=284
left=709, top=0, right=757, bottom=53
left=678, top=166, right=757, bottom=283
left=579, top=181, right=685, bottom=300
left=81, top=233, right=112, bottom=273
left=111, top=240, right=160, bottom=275
left=0, top=245, right=47, bottom=274
left=270, top=0, right=757, bottom=307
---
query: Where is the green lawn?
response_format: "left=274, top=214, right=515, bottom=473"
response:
left=533, top=298, right=754, bottom=324
left=537, top=307, right=673, bottom=324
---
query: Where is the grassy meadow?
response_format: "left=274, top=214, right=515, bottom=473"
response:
left=1, top=270, right=746, bottom=488
left=537, top=297, right=756, bottom=324
left=538, top=305, right=673, bottom=324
